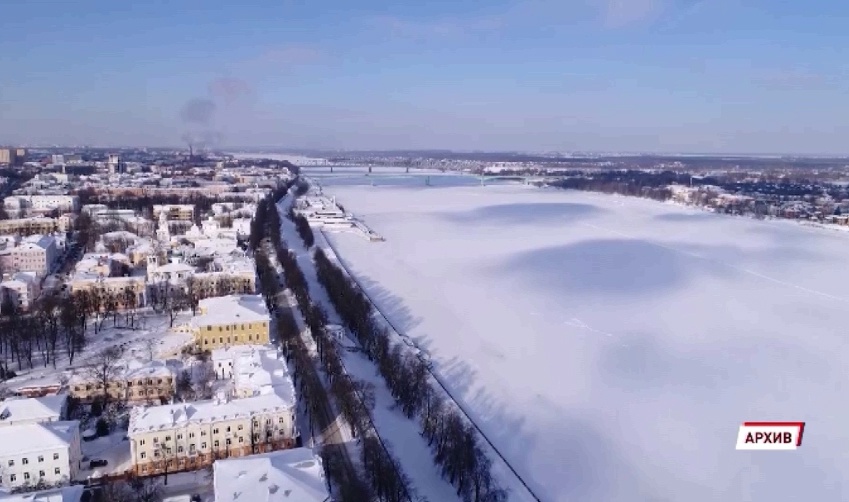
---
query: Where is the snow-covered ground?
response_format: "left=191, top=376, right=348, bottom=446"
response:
left=320, top=181, right=849, bottom=502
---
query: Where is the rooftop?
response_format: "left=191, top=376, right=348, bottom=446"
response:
left=191, top=295, right=269, bottom=328
left=213, top=448, right=330, bottom=502
left=0, top=485, right=84, bottom=502
left=129, top=392, right=295, bottom=434
left=0, top=395, right=65, bottom=425
left=0, top=421, right=79, bottom=456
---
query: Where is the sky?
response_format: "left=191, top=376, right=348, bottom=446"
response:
left=1, top=0, right=849, bottom=154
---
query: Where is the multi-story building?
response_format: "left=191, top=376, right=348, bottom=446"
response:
left=68, top=360, right=174, bottom=404
left=0, top=236, right=59, bottom=278
left=3, top=195, right=79, bottom=216
left=0, top=272, right=40, bottom=310
left=186, top=295, right=271, bottom=350
left=128, top=392, right=297, bottom=476
left=212, top=448, right=330, bottom=502
left=0, top=421, right=82, bottom=490
left=14, top=149, right=26, bottom=165
left=0, top=149, right=16, bottom=166
left=67, top=276, right=147, bottom=308
left=0, top=218, right=60, bottom=236
left=152, top=204, right=195, bottom=222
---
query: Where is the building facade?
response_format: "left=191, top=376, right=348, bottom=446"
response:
left=187, top=295, right=270, bottom=350
left=128, top=393, right=297, bottom=476
left=0, top=421, right=82, bottom=490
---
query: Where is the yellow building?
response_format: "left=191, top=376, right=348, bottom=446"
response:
left=69, top=360, right=174, bottom=404
left=128, top=392, right=296, bottom=476
left=67, top=276, right=147, bottom=308
left=187, top=295, right=270, bottom=350
left=0, top=149, right=16, bottom=166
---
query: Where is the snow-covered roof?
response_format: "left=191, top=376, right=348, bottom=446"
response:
left=213, top=448, right=329, bottom=502
left=0, top=421, right=79, bottom=456
left=153, top=262, right=194, bottom=273
left=192, top=295, right=269, bottom=328
left=129, top=392, right=295, bottom=434
left=0, top=485, right=84, bottom=502
left=233, top=348, right=291, bottom=396
left=0, top=395, right=65, bottom=425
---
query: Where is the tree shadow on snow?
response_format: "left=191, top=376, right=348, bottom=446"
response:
left=356, top=274, right=424, bottom=336
left=436, top=355, right=668, bottom=502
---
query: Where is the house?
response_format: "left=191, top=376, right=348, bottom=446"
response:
left=0, top=485, right=84, bottom=502
left=0, top=395, right=66, bottom=426
left=128, top=391, right=297, bottom=477
left=152, top=205, right=195, bottom=222
left=0, top=421, right=82, bottom=490
left=213, top=448, right=330, bottom=502
left=186, top=295, right=270, bottom=350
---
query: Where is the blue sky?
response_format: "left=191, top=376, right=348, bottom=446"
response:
left=1, top=0, right=848, bottom=153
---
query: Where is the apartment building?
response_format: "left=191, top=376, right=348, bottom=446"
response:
left=213, top=448, right=330, bottom=502
left=128, top=392, right=297, bottom=476
left=3, top=195, right=79, bottom=215
left=68, top=276, right=147, bottom=308
left=0, top=149, right=16, bottom=166
left=187, top=295, right=270, bottom=350
left=0, top=421, right=82, bottom=490
left=0, top=218, right=60, bottom=236
left=152, top=204, right=195, bottom=222
left=0, top=272, right=40, bottom=310
left=68, top=360, right=174, bottom=404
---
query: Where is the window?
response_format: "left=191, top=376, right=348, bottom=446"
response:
left=165, top=435, right=171, bottom=441
left=213, top=428, right=219, bottom=434
left=226, top=426, right=230, bottom=433
left=10, top=475, right=15, bottom=482
left=201, top=442, right=207, bottom=449
left=190, top=444, right=196, bottom=452
left=37, top=455, right=43, bottom=463
left=189, top=433, right=195, bottom=439
left=54, top=467, right=60, bottom=475
left=8, top=460, right=13, bottom=467
left=166, top=448, right=172, bottom=454
left=238, top=425, right=243, bottom=431
left=238, top=437, right=243, bottom=443
left=226, top=438, right=231, bottom=445
left=140, top=440, right=145, bottom=446
left=22, top=458, right=28, bottom=465
left=201, top=431, right=207, bottom=436
left=157, top=378, right=162, bottom=384
left=207, top=326, right=212, bottom=331
left=214, top=440, right=219, bottom=448
left=177, top=434, right=182, bottom=440
left=153, top=437, right=158, bottom=443
left=53, top=453, right=59, bottom=460
left=279, top=417, right=284, bottom=424
left=23, top=473, right=29, bottom=480
left=154, top=451, right=160, bottom=458
left=38, top=470, right=44, bottom=477
left=140, top=452, right=146, bottom=459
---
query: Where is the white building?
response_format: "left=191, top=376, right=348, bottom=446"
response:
left=211, top=345, right=291, bottom=398
left=0, top=421, right=82, bottom=490
left=2, top=236, right=59, bottom=278
left=0, top=395, right=66, bottom=427
left=213, top=447, right=330, bottom=502
left=3, top=196, right=79, bottom=216
left=0, top=485, right=84, bottom=502
left=0, top=272, right=40, bottom=310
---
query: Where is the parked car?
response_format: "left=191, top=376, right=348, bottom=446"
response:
left=89, top=459, right=108, bottom=469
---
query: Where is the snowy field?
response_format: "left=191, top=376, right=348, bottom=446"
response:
left=319, top=179, right=849, bottom=502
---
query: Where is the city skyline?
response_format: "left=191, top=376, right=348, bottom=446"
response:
left=2, top=0, right=849, bottom=154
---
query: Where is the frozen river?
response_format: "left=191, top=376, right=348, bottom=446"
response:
left=311, top=171, right=849, bottom=502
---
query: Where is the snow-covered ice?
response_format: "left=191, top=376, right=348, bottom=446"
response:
left=319, top=181, right=849, bottom=502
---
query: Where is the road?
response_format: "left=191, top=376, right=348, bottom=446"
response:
left=265, top=243, right=360, bottom=494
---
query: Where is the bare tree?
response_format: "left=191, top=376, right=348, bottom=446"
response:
left=85, top=346, right=125, bottom=406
